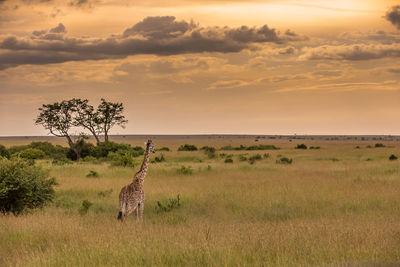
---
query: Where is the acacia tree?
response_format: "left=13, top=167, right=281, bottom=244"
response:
left=35, top=100, right=81, bottom=160
left=96, top=98, right=128, bottom=142
left=71, top=98, right=102, bottom=145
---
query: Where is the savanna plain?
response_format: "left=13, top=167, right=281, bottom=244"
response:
left=1, top=135, right=400, bottom=266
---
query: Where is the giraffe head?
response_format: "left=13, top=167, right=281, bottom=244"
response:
left=145, top=139, right=155, bottom=153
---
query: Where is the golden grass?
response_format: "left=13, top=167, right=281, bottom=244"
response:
left=1, top=137, right=400, bottom=266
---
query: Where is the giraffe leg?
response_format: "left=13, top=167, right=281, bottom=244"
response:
left=125, top=201, right=138, bottom=220
left=138, top=201, right=144, bottom=221
left=138, top=191, right=145, bottom=221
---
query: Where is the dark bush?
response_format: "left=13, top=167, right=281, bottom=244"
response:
left=309, top=146, right=320, bottom=150
left=93, top=141, right=144, bottom=158
left=18, top=148, right=46, bottom=160
left=276, top=157, right=293, bottom=164
left=249, top=154, right=262, bottom=164
left=152, top=154, right=165, bottom=163
left=0, top=145, right=10, bottom=159
left=201, top=146, right=216, bottom=158
left=263, top=153, right=270, bottom=159
left=156, top=147, right=170, bottom=152
left=224, top=158, right=233, bottom=163
left=178, top=144, right=198, bottom=151
left=295, top=144, right=307, bottom=149
left=389, top=154, right=398, bottom=161
left=246, top=145, right=279, bottom=150
left=155, top=195, right=181, bottom=213
left=238, top=154, right=248, bottom=161
left=375, top=143, right=385, bottom=148
left=8, top=145, right=29, bottom=155
left=221, top=144, right=279, bottom=151
left=66, top=138, right=95, bottom=160
left=0, top=158, right=57, bottom=215
left=79, top=199, right=93, bottom=215
left=86, top=170, right=99, bottom=178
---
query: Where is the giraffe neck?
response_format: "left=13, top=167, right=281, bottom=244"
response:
left=136, top=144, right=150, bottom=182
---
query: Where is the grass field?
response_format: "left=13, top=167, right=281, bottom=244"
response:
left=1, top=136, right=400, bottom=266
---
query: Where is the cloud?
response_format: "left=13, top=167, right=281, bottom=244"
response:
left=385, top=5, right=400, bottom=30
left=49, top=23, right=66, bottom=33
left=0, top=16, right=303, bottom=70
left=299, top=44, right=400, bottom=61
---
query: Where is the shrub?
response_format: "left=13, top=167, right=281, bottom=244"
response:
left=246, top=145, right=279, bottom=150
left=93, top=141, right=144, bottom=158
left=201, top=146, right=216, bottom=158
left=295, top=144, right=307, bottom=149
left=221, top=144, right=279, bottom=151
left=8, top=145, right=29, bottom=155
left=309, top=146, right=320, bottom=150
left=0, top=158, right=57, bottom=215
left=86, top=170, right=99, bottom=178
left=156, top=147, right=170, bottom=152
left=276, top=157, right=293, bottom=164
left=18, top=148, right=46, bottom=160
left=66, top=138, right=95, bottom=160
left=79, top=199, right=93, bottom=215
left=29, top=142, right=68, bottom=158
left=238, top=155, right=248, bottom=161
left=155, top=195, right=181, bottom=213
left=177, top=165, right=193, bottom=175
left=178, top=144, right=198, bottom=151
left=152, top=154, right=165, bottom=163
left=375, top=143, right=385, bottom=148
left=0, top=145, right=10, bottom=159
left=249, top=154, right=262, bottom=164
left=389, top=154, right=398, bottom=161
left=108, top=151, right=135, bottom=167
left=224, top=158, right=233, bottom=163
left=263, top=153, right=270, bottom=159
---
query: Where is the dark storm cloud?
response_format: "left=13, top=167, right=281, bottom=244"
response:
left=0, top=16, right=304, bottom=69
left=385, top=5, right=400, bottom=30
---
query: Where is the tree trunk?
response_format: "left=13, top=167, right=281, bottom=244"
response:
left=66, top=135, right=80, bottom=161
left=104, top=131, right=109, bottom=142
left=93, top=134, right=100, bottom=145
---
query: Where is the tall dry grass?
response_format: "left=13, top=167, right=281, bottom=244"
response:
left=1, top=137, right=400, bottom=266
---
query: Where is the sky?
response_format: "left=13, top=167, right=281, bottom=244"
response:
left=0, top=0, right=400, bottom=136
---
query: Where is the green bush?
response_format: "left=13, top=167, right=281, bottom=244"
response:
left=389, top=154, right=398, bottom=161
left=221, top=145, right=279, bottom=151
left=295, top=144, right=307, bottom=149
left=238, top=154, right=248, bottom=161
left=178, top=144, right=198, bottom=151
left=155, top=195, right=181, bottom=213
left=152, top=154, right=165, bottom=163
left=86, top=170, right=99, bottom=178
left=0, top=145, right=10, bottom=159
left=276, top=157, right=293, bottom=164
left=201, top=146, right=216, bottom=158
left=0, top=158, right=57, bottom=215
left=263, top=153, right=270, bottom=159
left=375, top=143, right=385, bottom=148
left=108, top=151, right=135, bottom=167
left=156, top=147, right=170, bottom=152
left=249, top=154, right=262, bottom=164
left=177, top=165, right=193, bottom=175
left=18, top=148, right=46, bottom=160
left=67, top=138, right=95, bottom=160
left=93, top=141, right=144, bottom=158
left=79, top=200, right=93, bottom=215
left=224, top=158, right=233, bottom=163
left=309, top=146, right=320, bottom=150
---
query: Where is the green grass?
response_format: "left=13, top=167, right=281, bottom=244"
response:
left=1, top=138, right=400, bottom=266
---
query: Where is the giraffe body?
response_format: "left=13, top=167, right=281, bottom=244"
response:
left=118, top=140, right=154, bottom=221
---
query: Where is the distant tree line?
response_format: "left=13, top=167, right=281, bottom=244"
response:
left=35, top=98, right=127, bottom=160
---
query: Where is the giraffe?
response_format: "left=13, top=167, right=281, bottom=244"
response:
left=117, top=139, right=155, bottom=221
